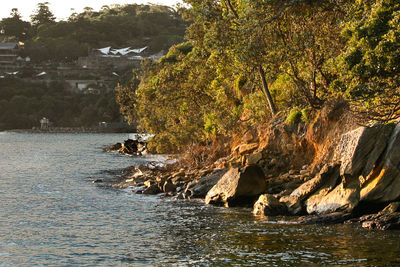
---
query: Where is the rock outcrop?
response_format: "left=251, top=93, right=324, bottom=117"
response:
left=360, top=123, right=400, bottom=202
left=277, top=122, right=399, bottom=217
left=280, top=164, right=340, bottom=215
left=205, top=165, right=266, bottom=207
left=306, top=179, right=360, bottom=214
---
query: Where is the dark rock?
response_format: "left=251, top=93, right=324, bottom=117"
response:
left=173, top=192, right=185, bottom=200
left=114, top=139, right=148, bottom=155
left=351, top=202, right=400, bottom=230
left=162, top=180, right=177, bottom=193
left=361, top=212, right=400, bottom=230
left=143, top=183, right=162, bottom=195
left=205, top=165, right=266, bottom=207
left=253, top=194, right=288, bottom=216
left=92, top=179, right=104, bottom=183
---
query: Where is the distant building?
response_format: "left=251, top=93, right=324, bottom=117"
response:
left=77, top=46, right=164, bottom=69
left=40, top=117, right=50, bottom=130
left=0, top=43, right=21, bottom=67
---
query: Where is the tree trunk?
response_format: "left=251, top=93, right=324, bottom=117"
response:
left=258, top=65, right=277, bottom=115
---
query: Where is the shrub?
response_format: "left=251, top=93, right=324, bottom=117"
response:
left=285, top=107, right=302, bottom=125
left=301, top=107, right=311, bottom=123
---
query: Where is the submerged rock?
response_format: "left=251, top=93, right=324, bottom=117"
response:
left=297, top=212, right=352, bottom=225
left=103, top=142, right=122, bottom=152
left=205, top=165, right=266, bottom=207
left=253, top=194, right=288, bottom=216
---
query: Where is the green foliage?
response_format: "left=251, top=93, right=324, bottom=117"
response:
left=242, top=92, right=271, bottom=126
left=203, top=113, right=218, bottom=136
left=113, top=0, right=400, bottom=155
left=301, top=107, right=311, bottom=123
left=336, top=0, right=400, bottom=120
left=285, top=107, right=302, bottom=125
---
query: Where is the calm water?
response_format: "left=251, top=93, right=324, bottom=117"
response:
left=0, top=132, right=399, bottom=266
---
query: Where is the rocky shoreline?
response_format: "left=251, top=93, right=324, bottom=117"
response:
left=101, top=100, right=400, bottom=230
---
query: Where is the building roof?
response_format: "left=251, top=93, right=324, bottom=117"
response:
left=0, top=43, right=19, bottom=50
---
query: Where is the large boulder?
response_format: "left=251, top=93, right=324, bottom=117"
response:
left=361, top=123, right=400, bottom=202
left=253, top=194, right=288, bottom=216
left=334, top=124, right=393, bottom=179
left=185, top=169, right=227, bottom=199
left=205, top=165, right=266, bottom=207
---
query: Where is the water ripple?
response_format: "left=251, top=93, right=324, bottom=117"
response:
left=1, top=132, right=400, bottom=266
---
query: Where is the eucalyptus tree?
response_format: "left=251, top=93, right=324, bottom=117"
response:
left=184, top=0, right=351, bottom=111
left=30, top=2, right=56, bottom=29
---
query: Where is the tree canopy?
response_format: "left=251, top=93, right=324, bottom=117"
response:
left=116, top=0, right=400, bottom=154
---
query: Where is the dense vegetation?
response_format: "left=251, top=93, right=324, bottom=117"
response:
left=0, top=3, right=188, bottom=61
left=0, top=77, right=120, bottom=130
left=116, top=0, right=400, bottom=155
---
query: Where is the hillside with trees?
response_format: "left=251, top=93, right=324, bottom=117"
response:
left=116, top=0, right=400, bottom=156
left=0, top=3, right=188, bottom=130
left=1, top=2, right=187, bottom=62
left=0, top=77, right=120, bottom=130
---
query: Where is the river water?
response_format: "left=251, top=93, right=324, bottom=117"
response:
left=0, top=132, right=399, bottom=266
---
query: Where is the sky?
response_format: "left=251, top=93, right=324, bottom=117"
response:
left=0, top=0, right=182, bottom=21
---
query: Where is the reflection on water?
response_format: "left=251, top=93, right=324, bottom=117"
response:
left=0, top=132, right=400, bottom=266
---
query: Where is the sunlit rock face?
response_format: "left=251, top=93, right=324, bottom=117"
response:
left=361, top=123, right=400, bottom=203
